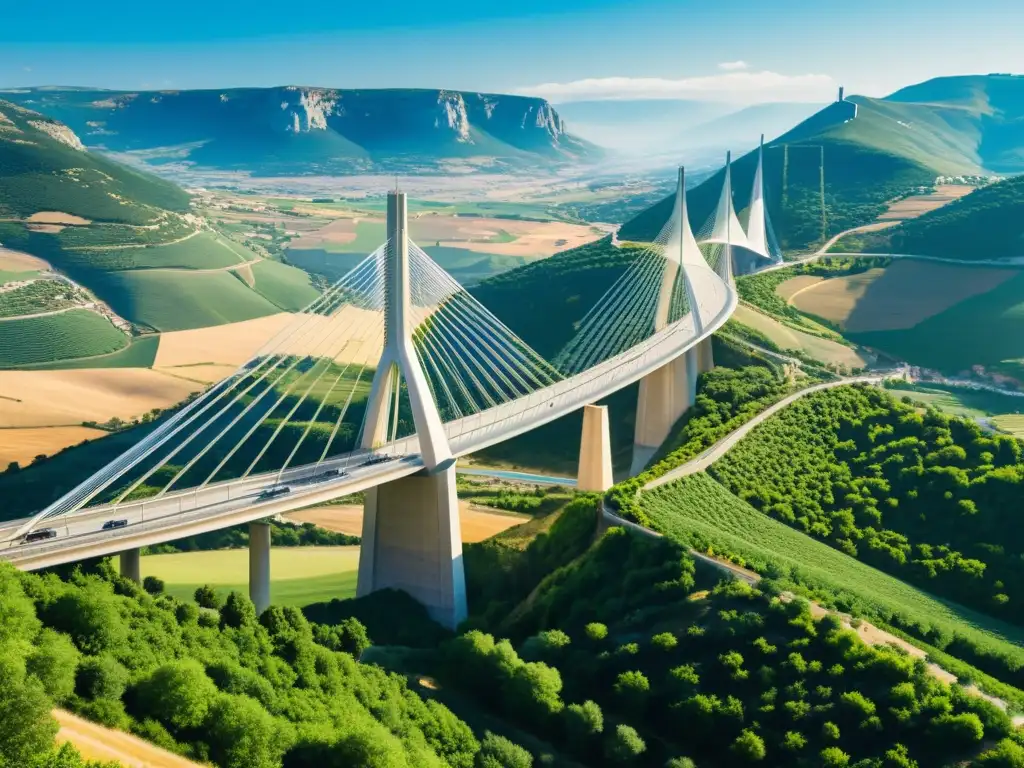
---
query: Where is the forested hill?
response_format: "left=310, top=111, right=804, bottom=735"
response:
left=0, top=99, right=189, bottom=222
left=853, top=176, right=1024, bottom=259
left=471, top=237, right=637, bottom=358
left=708, top=384, right=1024, bottom=629
left=3, top=87, right=601, bottom=174
left=620, top=74, right=1024, bottom=253
left=445, top=500, right=1022, bottom=767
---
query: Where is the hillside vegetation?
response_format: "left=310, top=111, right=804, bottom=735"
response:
left=621, top=75, right=1024, bottom=253
left=709, top=385, right=1024, bottom=631
left=851, top=175, right=1024, bottom=260
left=445, top=501, right=1023, bottom=767
left=0, top=100, right=189, bottom=222
left=471, top=237, right=638, bottom=359
left=0, top=561, right=495, bottom=768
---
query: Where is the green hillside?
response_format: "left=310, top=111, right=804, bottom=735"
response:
left=471, top=237, right=638, bottom=359
left=88, top=270, right=282, bottom=332
left=852, top=175, right=1024, bottom=259
left=249, top=258, right=321, bottom=311
left=0, top=99, right=188, bottom=222
left=850, top=268, right=1024, bottom=376
left=0, top=309, right=128, bottom=368
left=621, top=75, right=1024, bottom=253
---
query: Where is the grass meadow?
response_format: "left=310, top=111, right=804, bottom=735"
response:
left=142, top=546, right=360, bottom=608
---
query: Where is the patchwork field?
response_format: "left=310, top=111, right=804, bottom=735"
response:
left=783, top=261, right=1018, bottom=332
left=287, top=501, right=529, bottom=543
left=852, top=268, right=1024, bottom=374
left=887, top=383, right=1024, bottom=434
left=733, top=303, right=869, bottom=368
left=0, top=309, right=128, bottom=367
left=0, top=425, right=108, bottom=466
left=992, top=414, right=1024, bottom=437
left=0, top=246, right=50, bottom=271
left=142, top=546, right=360, bottom=607
left=0, top=367, right=201, bottom=427
left=878, top=185, right=975, bottom=221
left=153, top=308, right=386, bottom=380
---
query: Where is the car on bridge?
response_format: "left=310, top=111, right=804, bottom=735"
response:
left=102, top=519, right=128, bottom=530
left=22, top=528, right=57, bottom=544
left=359, top=455, right=396, bottom=467
left=258, top=486, right=291, bottom=500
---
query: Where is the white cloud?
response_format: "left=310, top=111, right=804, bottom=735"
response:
left=718, top=61, right=748, bottom=71
left=516, top=70, right=837, bottom=105
left=22, top=66, right=32, bottom=73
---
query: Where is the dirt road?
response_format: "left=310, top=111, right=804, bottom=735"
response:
left=54, top=709, right=203, bottom=767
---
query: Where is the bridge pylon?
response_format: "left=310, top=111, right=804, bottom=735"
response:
left=356, top=190, right=467, bottom=629
left=630, top=167, right=701, bottom=475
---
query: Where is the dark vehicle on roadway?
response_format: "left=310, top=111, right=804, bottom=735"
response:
left=359, top=454, right=395, bottom=467
left=102, top=519, right=128, bottom=530
left=22, top=528, right=57, bottom=544
left=258, top=486, right=291, bottom=500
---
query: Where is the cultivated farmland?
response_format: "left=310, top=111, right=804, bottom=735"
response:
left=852, top=268, right=1024, bottom=373
left=733, top=304, right=869, bottom=368
left=0, top=309, right=127, bottom=367
left=784, top=260, right=1018, bottom=332
left=0, top=367, right=201, bottom=427
left=142, top=546, right=360, bottom=608
left=249, top=258, right=320, bottom=311
left=89, top=269, right=282, bottom=331
left=0, top=425, right=107, bottom=466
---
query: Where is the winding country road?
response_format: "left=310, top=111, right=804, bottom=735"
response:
left=644, top=373, right=891, bottom=490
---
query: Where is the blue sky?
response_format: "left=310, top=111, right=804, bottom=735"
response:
left=3, top=0, right=1022, bottom=103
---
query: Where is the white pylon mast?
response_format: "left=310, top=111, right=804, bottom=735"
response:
left=361, top=190, right=453, bottom=470
left=722, top=151, right=734, bottom=285
left=677, top=167, right=703, bottom=335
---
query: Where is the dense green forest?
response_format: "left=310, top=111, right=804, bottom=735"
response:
left=442, top=500, right=1024, bottom=767
left=850, top=176, right=1024, bottom=259
left=0, top=560, right=489, bottom=768
left=709, top=385, right=1024, bottom=628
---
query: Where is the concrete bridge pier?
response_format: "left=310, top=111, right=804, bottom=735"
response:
left=249, top=521, right=271, bottom=615
left=696, top=337, right=714, bottom=374
left=577, top=404, right=614, bottom=492
left=119, top=549, right=141, bottom=583
left=630, top=350, right=696, bottom=476
left=357, top=466, right=467, bottom=629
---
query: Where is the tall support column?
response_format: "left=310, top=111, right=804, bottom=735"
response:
left=358, top=465, right=466, bottom=629
left=249, top=521, right=271, bottom=615
left=630, top=352, right=695, bottom=476
left=357, top=189, right=465, bottom=627
left=577, top=404, right=613, bottom=492
left=119, top=549, right=141, bottom=583
left=696, top=337, right=714, bottom=374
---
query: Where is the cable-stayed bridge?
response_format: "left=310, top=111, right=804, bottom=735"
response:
left=0, top=145, right=780, bottom=627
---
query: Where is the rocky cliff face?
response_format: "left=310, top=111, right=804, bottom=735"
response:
left=3, top=87, right=600, bottom=174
